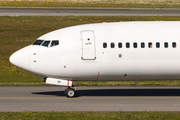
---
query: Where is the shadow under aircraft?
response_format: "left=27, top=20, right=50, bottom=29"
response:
left=32, top=88, right=180, bottom=97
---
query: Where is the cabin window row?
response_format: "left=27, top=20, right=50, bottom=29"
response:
left=103, top=42, right=177, bottom=48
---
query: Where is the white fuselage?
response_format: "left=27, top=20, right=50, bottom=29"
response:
left=10, top=21, right=180, bottom=81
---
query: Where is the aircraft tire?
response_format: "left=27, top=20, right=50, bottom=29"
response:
left=64, top=88, right=68, bottom=97
left=65, top=88, right=75, bottom=97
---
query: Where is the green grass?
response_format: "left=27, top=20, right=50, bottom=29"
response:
left=1, top=1, right=180, bottom=8
left=1, top=16, right=180, bottom=85
left=0, top=112, right=180, bottom=120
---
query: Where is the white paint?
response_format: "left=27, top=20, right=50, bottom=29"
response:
left=45, top=78, right=72, bottom=86
left=9, top=21, right=180, bottom=86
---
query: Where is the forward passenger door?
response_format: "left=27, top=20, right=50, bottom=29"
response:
left=81, top=30, right=96, bottom=60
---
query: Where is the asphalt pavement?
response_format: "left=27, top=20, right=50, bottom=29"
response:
left=0, top=86, right=180, bottom=112
left=1, top=7, right=180, bottom=16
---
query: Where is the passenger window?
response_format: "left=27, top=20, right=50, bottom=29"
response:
left=141, top=42, right=145, bottom=48
left=42, top=41, right=50, bottom=47
left=172, top=42, right=176, bottom=48
left=51, top=40, right=59, bottom=47
left=111, top=42, right=115, bottom=48
left=118, top=42, right=122, bottom=48
left=156, top=42, right=160, bottom=48
left=126, top=42, right=130, bottom=48
left=133, top=42, right=137, bottom=48
left=164, top=42, right=168, bottom=48
left=148, top=42, right=152, bottom=48
left=103, top=43, right=107, bottom=48
left=32, top=40, right=44, bottom=45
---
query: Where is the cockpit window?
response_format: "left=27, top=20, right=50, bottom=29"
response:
left=51, top=40, right=59, bottom=47
left=42, top=41, right=50, bottom=47
left=32, top=40, right=44, bottom=45
left=33, top=40, right=59, bottom=47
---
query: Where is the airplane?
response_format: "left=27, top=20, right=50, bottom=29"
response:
left=9, top=21, right=180, bottom=97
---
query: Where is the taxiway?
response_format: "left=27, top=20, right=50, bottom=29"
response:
left=0, top=86, right=180, bottom=111
left=1, top=7, right=180, bottom=16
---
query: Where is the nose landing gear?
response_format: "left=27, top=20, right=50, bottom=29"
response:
left=44, top=78, right=76, bottom=97
left=65, top=87, right=76, bottom=97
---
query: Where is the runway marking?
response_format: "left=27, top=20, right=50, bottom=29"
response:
left=0, top=97, right=180, bottom=99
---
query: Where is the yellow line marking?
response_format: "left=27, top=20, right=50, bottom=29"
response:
left=0, top=97, right=180, bottom=99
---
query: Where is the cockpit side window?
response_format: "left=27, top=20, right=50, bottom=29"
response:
left=51, top=40, right=59, bottom=47
left=42, top=41, right=50, bottom=47
left=32, top=40, right=44, bottom=45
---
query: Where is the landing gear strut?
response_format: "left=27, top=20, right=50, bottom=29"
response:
left=64, top=87, right=76, bottom=97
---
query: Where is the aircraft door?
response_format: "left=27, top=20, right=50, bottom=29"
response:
left=81, top=30, right=96, bottom=60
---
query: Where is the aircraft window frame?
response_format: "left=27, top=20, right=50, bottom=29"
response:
left=164, top=42, right=168, bottom=48
left=172, top=42, right=176, bottom=48
left=103, top=43, right=107, bottom=48
left=111, top=42, right=115, bottom=48
left=118, top=42, right=122, bottom=48
left=156, top=42, right=160, bottom=48
left=148, top=42, right=152, bottom=48
left=32, top=40, right=44, bottom=45
left=42, top=41, right=51, bottom=47
left=50, top=40, right=59, bottom=47
left=133, top=42, right=137, bottom=48
left=126, top=42, right=130, bottom=48
left=141, top=42, right=145, bottom=48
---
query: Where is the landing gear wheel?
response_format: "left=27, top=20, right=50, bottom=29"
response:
left=65, top=87, right=75, bottom=97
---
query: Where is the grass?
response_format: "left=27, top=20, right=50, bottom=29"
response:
left=1, top=16, right=180, bottom=86
left=0, top=112, right=180, bottom=120
left=1, top=1, right=180, bottom=8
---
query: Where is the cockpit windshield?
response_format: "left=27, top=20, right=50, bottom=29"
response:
left=32, top=40, right=44, bottom=45
left=51, top=40, right=59, bottom=47
left=42, top=41, right=50, bottom=47
left=32, top=39, right=59, bottom=47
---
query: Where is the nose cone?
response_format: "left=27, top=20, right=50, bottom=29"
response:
left=9, top=46, right=29, bottom=71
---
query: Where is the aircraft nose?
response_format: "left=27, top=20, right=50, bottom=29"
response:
left=9, top=46, right=29, bottom=71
